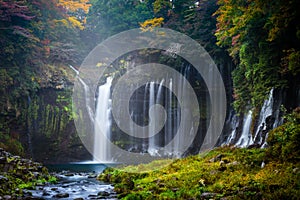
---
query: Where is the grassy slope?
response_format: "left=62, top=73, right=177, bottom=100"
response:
left=99, top=110, right=300, bottom=200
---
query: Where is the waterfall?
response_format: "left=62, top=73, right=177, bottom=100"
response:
left=236, top=110, right=253, bottom=147
left=156, top=79, right=164, bottom=104
left=148, top=79, right=164, bottom=156
left=225, top=112, right=239, bottom=145
left=254, top=89, right=274, bottom=145
left=148, top=82, right=156, bottom=155
left=69, top=65, right=79, bottom=75
left=93, top=77, right=113, bottom=162
left=142, top=83, right=149, bottom=151
left=69, top=65, right=94, bottom=122
left=222, top=88, right=283, bottom=148
left=164, top=78, right=173, bottom=156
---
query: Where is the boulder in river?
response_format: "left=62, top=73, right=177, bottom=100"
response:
left=53, top=193, right=70, bottom=198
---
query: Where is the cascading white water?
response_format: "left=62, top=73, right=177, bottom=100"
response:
left=156, top=79, right=164, bottom=105
left=69, top=65, right=79, bottom=75
left=254, top=89, right=274, bottom=144
left=225, top=113, right=239, bottom=145
left=69, top=65, right=94, bottom=122
left=148, top=82, right=158, bottom=155
left=142, top=83, right=149, bottom=150
left=237, top=110, right=253, bottom=147
left=72, top=64, right=195, bottom=160
left=93, top=77, right=113, bottom=162
left=223, top=88, right=281, bottom=148
left=164, top=78, right=173, bottom=156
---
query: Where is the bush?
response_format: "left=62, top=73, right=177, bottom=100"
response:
left=266, top=108, right=300, bottom=162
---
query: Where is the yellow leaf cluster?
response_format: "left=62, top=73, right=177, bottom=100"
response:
left=53, top=17, right=84, bottom=30
left=68, top=16, right=84, bottom=30
left=140, top=17, right=164, bottom=32
left=53, top=19, right=69, bottom=27
left=57, top=0, right=91, bottom=13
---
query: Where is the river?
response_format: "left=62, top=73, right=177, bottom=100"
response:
left=24, top=163, right=118, bottom=200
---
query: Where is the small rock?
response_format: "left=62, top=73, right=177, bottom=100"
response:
left=209, top=154, right=223, bottom=163
left=23, top=190, right=33, bottom=196
left=13, top=156, right=20, bottom=160
left=200, top=192, right=217, bottom=199
left=0, top=175, right=8, bottom=182
left=87, top=174, right=97, bottom=178
left=64, top=173, right=75, bottom=177
left=293, top=168, right=299, bottom=173
left=218, top=161, right=227, bottom=171
left=73, top=198, right=84, bottom=200
left=24, top=197, right=45, bottom=200
left=227, top=161, right=239, bottom=166
left=53, top=193, right=69, bottom=198
left=3, top=195, right=12, bottom=200
left=216, top=154, right=223, bottom=160
left=98, top=191, right=110, bottom=197
left=0, top=157, right=6, bottom=164
left=88, top=194, right=97, bottom=198
left=232, top=161, right=239, bottom=165
left=220, top=198, right=228, bottom=200
left=42, top=191, right=51, bottom=196
left=62, top=184, right=70, bottom=188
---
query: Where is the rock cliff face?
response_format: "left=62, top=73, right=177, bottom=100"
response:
left=24, top=88, right=92, bottom=164
left=26, top=63, right=299, bottom=163
left=0, top=65, right=91, bottom=164
left=2, top=61, right=299, bottom=164
left=22, top=66, right=92, bottom=164
left=220, top=86, right=300, bottom=149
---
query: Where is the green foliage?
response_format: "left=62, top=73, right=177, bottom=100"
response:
left=0, top=0, right=87, bottom=155
left=0, top=149, right=57, bottom=196
left=215, top=0, right=300, bottom=112
left=99, top=141, right=300, bottom=200
left=17, top=182, right=34, bottom=190
left=281, top=49, right=300, bottom=75
left=266, top=108, right=300, bottom=162
left=47, top=176, right=57, bottom=184
left=0, top=133, right=24, bottom=156
left=84, top=0, right=153, bottom=48
left=56, top=90, right=75, bottom=120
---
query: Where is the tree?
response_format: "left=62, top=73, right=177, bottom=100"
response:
left=214, top=0, right=300, bottom=113
left=84, top=0, right=153, bottom=48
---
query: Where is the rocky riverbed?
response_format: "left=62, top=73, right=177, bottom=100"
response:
left=0, top=148, right=117, bottom=200
left=26, top=171, right=118, bottom=200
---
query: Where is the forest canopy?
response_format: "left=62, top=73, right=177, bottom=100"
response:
left=0, top=0, right=299, bottom=154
